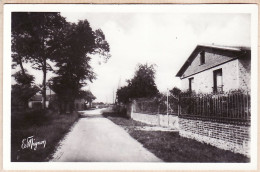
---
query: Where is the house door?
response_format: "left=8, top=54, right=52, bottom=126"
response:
left=213, top=69, right=223, bottom=93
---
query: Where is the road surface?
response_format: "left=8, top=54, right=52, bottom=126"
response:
left=50, top=108, right=162, bottom=162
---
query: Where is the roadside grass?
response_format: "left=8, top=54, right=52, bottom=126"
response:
left=11, top=109, right=79, bottom=162
left=103, top=113, right=250, bottom=163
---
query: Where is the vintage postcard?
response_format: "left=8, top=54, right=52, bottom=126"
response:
left=2, top=3, right=259, bottom=171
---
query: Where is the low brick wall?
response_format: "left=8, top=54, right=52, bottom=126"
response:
left=179, top=117, right=250, bottom=157
left=131, top=112, right=178, bottom=129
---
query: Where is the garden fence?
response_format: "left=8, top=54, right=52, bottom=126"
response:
left=132, top=91, right=251, bottom=125
left=179, top=91, right=251, bottom=125
left=133, top=95, right=178, bottom=115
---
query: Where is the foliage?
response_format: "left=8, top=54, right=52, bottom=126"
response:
left=128, top=63, right=158, bottom=98
left=117, top=86, right=132, bottom=104
left=227, top=89, right=250, bottom=94
left=49, top=19, right=110, bottom=112
left=93, top=29, right=111, bottom=61
left=11, top=71, right=40, bottom=108
left=11, top=85, right=40, bottom=107
left=52, top=20, right=97, bottom=87
left=11, top=12, right=67, bottom=109
left=11, top=12, right=66, bottom=68
left=78, top=90, right=96, bottom=105
left=179, top=88, right=249, bottom=98
left=169, top=87, right=181, bottom=97
left=11, top=109, right=79, bottom=162
left=49, top=76, right=78, bottom=103
left=117, top=63, right=159, bottom=104
left=12, top=70, right=35, bottom=86
left=12, top=13, right=110, bottom=111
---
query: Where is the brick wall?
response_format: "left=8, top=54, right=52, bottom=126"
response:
left=158, top=114, right=179, bottom=129
left=179, top=117, right=250, bottom=157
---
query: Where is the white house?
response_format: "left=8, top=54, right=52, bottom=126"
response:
left=28, top=87, right=55, bottom=108
left=176, top=44, right=251, bottom=93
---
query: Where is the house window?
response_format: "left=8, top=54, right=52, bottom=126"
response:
left=189, top=77, right=194, bottom=92
left=200, top=51, right=205, bottom=65
left=213, top=69, right=223, bottom=93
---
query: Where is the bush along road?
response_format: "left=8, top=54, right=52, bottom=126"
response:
left=11, top=109, right=79, bottom=162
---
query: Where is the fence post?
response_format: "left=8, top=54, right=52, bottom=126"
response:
left=130, top=102, right=133, bottom=118
left=158, top=105, right=160, bottom=126
left=167, top=88, right=169, bottom=126
left=227, top=93, right=229, bottom=118
left=247, top=91, right=249, bottom=119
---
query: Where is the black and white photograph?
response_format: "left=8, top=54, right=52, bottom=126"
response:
left=3, top=3, right=258, bottom=171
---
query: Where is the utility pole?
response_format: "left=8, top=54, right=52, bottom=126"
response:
left=118, top=77, right=121, bottom=89
left=113, top=88, right=114, bottom=104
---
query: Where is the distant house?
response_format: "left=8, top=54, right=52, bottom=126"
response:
left=28, top=94, right=53, bottom=108
left=74, top=98, right=86, bottom=111
left=28, top=87, right=55, bottom=109
left=28, top=86, right=89, bottom=111
left=92, top=102, right=107, bottom=109
left=176, top=44, right=251, bottom=93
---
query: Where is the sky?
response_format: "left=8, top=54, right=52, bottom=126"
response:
left=12, top=9, right=251, bottom=103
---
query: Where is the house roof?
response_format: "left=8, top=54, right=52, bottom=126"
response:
left=175, top=44, right=250, bottom=77
left=29, top=86, right=56, bottom=101
left=30, top=95, right=42, bottom=101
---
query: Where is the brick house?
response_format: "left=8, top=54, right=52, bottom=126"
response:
left=176, top=44, right=251, bottom=93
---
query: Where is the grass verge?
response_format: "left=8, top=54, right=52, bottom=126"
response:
left=11, top=109, right=79, bottom=162
left=103, top=113, right=250, bottom=162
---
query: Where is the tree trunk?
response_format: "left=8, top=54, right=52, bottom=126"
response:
left=59, top=101, right=64, bottom=114
left=18, top=58, right=26, bottom=76
left=42, top=60, right=47, bottom=109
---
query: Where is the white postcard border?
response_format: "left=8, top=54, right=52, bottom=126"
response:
left=3, top=3, right=258, bottom=170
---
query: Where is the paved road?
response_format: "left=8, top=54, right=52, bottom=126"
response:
left=50, top=108, right=162, bottom=162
